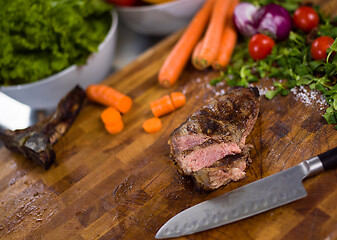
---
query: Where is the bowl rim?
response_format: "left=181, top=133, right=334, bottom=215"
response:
left=116, top=0, right=203, bottom=12
left=0, top=9, right=118, bottom=91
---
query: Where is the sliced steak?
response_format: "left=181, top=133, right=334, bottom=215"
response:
left=174, top=139, right=242, bottom=174
left=168, top=87, right=260, bottom=190
left=192, top=147, right=252, bottom=191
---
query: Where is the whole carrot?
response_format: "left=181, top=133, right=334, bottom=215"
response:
left=86, top=84, right=132, bottom=114
left=227, top=0, right=238, bottom=21
left=158, top=0, right=215, bottom=88
left=196, top=0, right=231, bottom=69
left=211, top=0, right=238, bottom=70
left=212, top=24, right=237, bottom=70
left=191, top=38, right=205, bottom=70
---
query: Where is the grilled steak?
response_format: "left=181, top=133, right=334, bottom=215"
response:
left=168, top=87, right=260, bottom=190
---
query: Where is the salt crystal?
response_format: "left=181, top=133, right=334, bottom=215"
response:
left=255, top=85, right=274, bottom=96
left=290, top=85, right=328, bottom=109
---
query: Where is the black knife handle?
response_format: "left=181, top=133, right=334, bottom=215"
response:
left=318, top=146, right=337, bottom=171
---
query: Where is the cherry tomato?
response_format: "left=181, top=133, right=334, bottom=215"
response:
left=248, top=34, right=275, bottom=60
left=311, top=36, right=334, bottom=60
left=293, top=6, right=319, bottom=32
left=105, top=0, right=138, bottom=6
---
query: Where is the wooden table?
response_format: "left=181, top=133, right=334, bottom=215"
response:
left=1, top=1, right=337, bottom=239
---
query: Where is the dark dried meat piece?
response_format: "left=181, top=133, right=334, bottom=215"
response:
left=0, top=85, right=86, bottom=169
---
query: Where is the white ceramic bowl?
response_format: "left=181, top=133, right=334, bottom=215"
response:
left=116, top=0, right=206, bottom=36
left=0, top=10, right=118, bottom=110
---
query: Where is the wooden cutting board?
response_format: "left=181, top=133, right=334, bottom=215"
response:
left=1, top=1, right=337, bottom=239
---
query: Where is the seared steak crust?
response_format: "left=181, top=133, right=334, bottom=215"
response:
left=168, top=87, right=260, bottom=190
left=169, top=87, right=260, bottom=156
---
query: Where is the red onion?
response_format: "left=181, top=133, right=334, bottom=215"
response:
left=233, top=3, right=292, bottom=41
left=253, top=4, right=292, bottom=41
left=233, top=2, right=258, bottom=37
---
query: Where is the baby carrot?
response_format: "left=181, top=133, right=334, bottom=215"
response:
left=105, top=120, right=124, bottom=134
left=142, top=117, right=162, bottom=133
left=196, top=0, right=231, bottom=69
left=158, top=0, right=215, bottom=88
left=86, top=84, right=132, bottom=114
left=100, top=107, right=122, bottom=125
left=170, top=92, right=186, bottom=109
left=150, top=95, right=176, bottom=117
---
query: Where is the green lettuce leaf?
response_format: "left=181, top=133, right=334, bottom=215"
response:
left=0, top=0, right=112, bottom=85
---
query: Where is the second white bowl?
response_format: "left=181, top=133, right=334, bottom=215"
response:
left=117, top=0, right=206, bottom=36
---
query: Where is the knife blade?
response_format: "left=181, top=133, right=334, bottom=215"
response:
left=155, top=146, right=337, bottom=239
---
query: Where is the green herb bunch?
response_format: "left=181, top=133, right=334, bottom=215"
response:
left=0, top=0, right=113, bottom=86
left=211, top=5, right=337, bottom=127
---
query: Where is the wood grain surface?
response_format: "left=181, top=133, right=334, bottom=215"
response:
left=1, top=0, right=337, bottom=239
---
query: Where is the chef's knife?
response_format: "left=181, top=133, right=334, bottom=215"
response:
left=155, top=146, right=337, bottom=239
